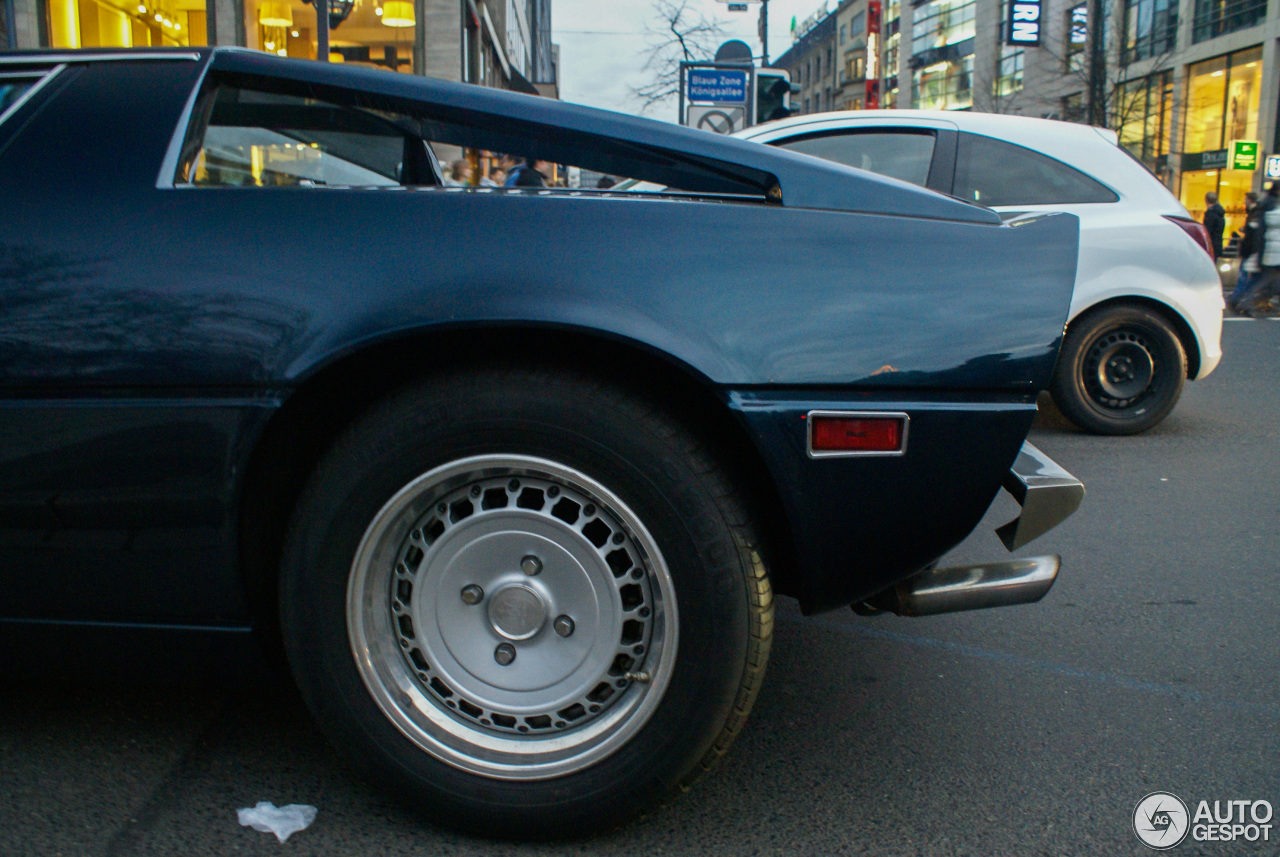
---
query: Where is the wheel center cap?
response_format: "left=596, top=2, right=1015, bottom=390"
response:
left=488, top=585, right=547, bottom=641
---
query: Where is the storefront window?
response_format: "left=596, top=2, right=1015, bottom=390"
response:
left=995, top=46, right=1023, bottom=97
left=243, top=0, right=415, bottom=71
left=912, top=55, right=972, bottom=110
left=46, top=0, right=206, bottom=48
left=1062, top=92, right=1085, bottom=122
left=1122, top=0, right=1176, bottom=64
left=1180, top=47, right=1262, bottom=236
left=911, top=0, right=975, bottom=55
left=1183, top=46, right=1262, bottom=154
left=1192, top=0, right=1265, bottom=43
left=1066, top=5, right=1087, bottom=73
left=1117, top=71, right=1172, bottom=178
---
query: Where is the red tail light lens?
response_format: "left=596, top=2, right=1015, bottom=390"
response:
left=1164, top=215, right=1214, bottom=258
left=808, top=412, right=908, bottom=456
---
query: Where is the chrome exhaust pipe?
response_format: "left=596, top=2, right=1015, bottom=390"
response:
left=886, top=555, right=1060, bottom=617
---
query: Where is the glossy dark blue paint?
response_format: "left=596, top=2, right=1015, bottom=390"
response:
left=728, top=391, right=1038, bottom=612
left=0, top=52, right=1078, bottom=623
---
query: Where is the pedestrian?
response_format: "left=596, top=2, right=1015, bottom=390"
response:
left=442, top=159, right=473, bottom=187
left=1228, top=190, right=1260, bottom=312
left=1236, top=182, right=1280, bottom=317
left=505, top=157, right=549, bottom=188
left=1203, top=191, right=1226, bottom=258
left=483, top=167, right=506, bottom=187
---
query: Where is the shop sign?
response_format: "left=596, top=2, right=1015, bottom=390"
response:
left=1229, top=140, right=1259, bottom=171
left=866, top=0, right=881, bottom=109
left=1007, top=0, right=1042, bottom=45
left=1265, top=155, right=1280, bottom=180
left=1182, top=149, right=1228, bottom=171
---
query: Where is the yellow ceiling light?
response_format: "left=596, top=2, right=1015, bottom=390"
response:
left=258, top=1, right=293, bottom=27
left=381, top=1, right=414, bottom=27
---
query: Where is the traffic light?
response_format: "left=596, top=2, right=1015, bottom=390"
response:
left=756, top=69, right=792, bottom=124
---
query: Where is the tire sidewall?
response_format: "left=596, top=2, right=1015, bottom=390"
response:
left=1052, top=306, right=1186, bottom=435
left=280, top=370, right=753, bottom=835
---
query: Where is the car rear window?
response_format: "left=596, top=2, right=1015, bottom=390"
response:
left=773, top=130, right=936, bottom=187
left=952, top=132, right=1118, bottom=206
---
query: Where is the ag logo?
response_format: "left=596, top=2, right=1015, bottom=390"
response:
left=1134, top=792, right=1190, bottom=849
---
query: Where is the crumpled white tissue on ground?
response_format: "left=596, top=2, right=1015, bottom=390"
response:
left=237, top=801, right=318, bottom=842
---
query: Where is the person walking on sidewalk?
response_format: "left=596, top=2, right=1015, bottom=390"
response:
left=1236, top=183, right=1280, bottom=317
left=1229, top=191, right=1260, bottom=311
left=1204, top=192, right=1226, bottom=259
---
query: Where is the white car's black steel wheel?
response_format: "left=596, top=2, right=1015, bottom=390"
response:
left=1051, top=305, right=1186, bottom=435
left=347, top=454, right=678, bottom=779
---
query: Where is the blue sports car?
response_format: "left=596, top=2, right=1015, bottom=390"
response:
left=0, top=48, right=1083, bottom=837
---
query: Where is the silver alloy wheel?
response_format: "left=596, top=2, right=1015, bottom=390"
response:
left=347, top=454, right=678, bottom=780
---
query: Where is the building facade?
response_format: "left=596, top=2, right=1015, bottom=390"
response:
left=773, top=0, right=1277, bottom=231
left=775, top=4, right=839, bottom=115
left=2, top=0, right=556, bottom=97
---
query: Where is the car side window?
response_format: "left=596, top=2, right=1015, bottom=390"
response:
left=952, top=132, right=1117, bottom=206
left=772, top=130, right=936, bottom=187
left=186, top=86, right=438, bottom=188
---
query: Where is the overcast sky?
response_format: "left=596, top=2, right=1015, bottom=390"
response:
left=550, top=0, right=829, bottom=120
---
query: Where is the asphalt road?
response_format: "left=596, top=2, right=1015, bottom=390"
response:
left=4, top=319, right=1279, bottom=857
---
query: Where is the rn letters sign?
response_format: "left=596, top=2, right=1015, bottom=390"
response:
left=687, top=69, right=749, bottom=104
left=1007, top=0, right=1042, bottom=45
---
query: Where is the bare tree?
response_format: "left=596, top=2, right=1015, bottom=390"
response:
left=631, top=0, right=729, bottom=114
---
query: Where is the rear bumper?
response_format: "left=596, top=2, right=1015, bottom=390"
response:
left=859, top=442, right=1084, bottom=617
left=996, top=441, right=1086, bottom=551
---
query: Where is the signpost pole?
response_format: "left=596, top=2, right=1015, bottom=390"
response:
left=760, top=0, right=769, bottom=66
left=316, top=0, right=330, bottom=61
left=678, top=61, right=687, bottom=125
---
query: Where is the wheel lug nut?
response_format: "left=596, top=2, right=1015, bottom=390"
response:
left=494, top=643, right=516, bottom=666
left=554, top=615, right=575, bottom=637
left=521, top=555, right=542, bottom=576
left=460, top=584, right=484, bottom=605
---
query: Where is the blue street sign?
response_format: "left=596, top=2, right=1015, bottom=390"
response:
left=1266, top=155, right=1280, bottom=180
left=688, top=69, right=748, bottom=103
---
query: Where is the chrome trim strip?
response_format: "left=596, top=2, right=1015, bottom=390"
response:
left=805, top=409, right=910, bottom=459
left=996, top=441, right=1085, bottom=551
left=893, top=555, right=1060, bottom=616
left=155, top=53, right=215, bottom=189
left=0, top=64, right=65, bottom=131
left=0, top=52, right=200, bottom=65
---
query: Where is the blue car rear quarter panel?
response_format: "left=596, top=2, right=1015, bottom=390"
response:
left=729, top=392, right=1038, bottom=612
left=0, top=56, right=1078, bottom=623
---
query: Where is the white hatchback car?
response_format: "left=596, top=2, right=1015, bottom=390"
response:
left=735, top=110, right=1224, bottom=435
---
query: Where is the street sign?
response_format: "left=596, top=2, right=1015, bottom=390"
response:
left=687, top=105, right=745, bottom=134
left=687, top=69, right=749, bottom=103
left=1229, top=140, right=1260, bottom=171
left=1265, top=155, right=1280, bottom=180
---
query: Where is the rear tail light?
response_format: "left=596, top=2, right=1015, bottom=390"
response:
left=1164, top=215, right=1215, bottom=258
left=807, top=411, right=909, bottom=457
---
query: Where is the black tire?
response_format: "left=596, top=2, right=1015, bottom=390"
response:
left=1049, top=305, right=1187, bottom=435
left=279, top=366, right=772, bottom=838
